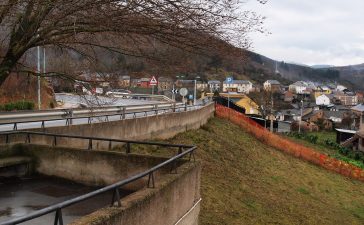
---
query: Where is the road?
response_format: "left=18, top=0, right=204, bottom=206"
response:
left=55, top=93, right=162, bottom=108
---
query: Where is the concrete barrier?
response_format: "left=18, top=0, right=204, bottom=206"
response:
left=0, top=144, right=201, bottom=225
left=71, top=161, right=201, bottom=225
left=0, top=103, right=214, bottom=149
left=0, top=144, right=175, bottom=189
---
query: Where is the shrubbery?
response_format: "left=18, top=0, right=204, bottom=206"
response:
left=288, top=132, right=364, bottom=165
left=287, top=132, right=318, bottom=144
left=0, top=101, right=35, bottom=111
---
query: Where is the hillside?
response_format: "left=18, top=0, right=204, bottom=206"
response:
left=246, top=51, right=364, bottom=90
left=166, top=118, right=364, bottom=225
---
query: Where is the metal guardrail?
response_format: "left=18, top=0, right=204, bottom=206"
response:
left=0, top=131, right=197, bottom=225
left=0, top=102, right=211, bottom=131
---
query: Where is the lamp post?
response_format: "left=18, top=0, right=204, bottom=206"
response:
left=37, top=46, right=41, bottom=110
left=299, top=100, right=303, bottom=133
left=194, top=76, right=200, bottom=105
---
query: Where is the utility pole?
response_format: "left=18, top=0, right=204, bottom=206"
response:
left=299, top=100, right=303, bottom=133
left=43, top=47, right=46, bottom=74
left=37, top=46, right=41, bottom=110
left=194, top=79, right=197, bottom=105
left=270, top=95, right=274, bottom=132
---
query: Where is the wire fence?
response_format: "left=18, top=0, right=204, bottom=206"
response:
left=215, top=104, right=364, bottom=182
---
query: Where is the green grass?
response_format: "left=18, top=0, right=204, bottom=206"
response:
left=285, top=132, right=364, bottom=169
left=161, top=118, right=364, bottom=225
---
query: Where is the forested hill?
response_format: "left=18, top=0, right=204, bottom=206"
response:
left=245, top=51, right=364, bottom=90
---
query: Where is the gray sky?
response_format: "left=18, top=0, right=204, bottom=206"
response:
left=246, top=0, right=364, bottom=66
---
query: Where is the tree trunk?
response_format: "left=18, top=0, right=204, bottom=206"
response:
left=0, top=54, right=21, bottom=86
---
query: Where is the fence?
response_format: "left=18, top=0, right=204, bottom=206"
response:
left=215, top=104, right=364, bottom=182
left=0, top=131, right=197, bottom=225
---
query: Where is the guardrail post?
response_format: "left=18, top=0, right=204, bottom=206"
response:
left=25, top=133, right=30, bottom=143
left=53, top=136, right=57, bottom=147
left=41, top=120, right=45, bottom=130
left=185, top=103, right=187, bottom=112
left=108, top=140, right=112, bottom=150
left=122, top=107, right=126, bottom=120
left=147, top=172, right=155, bottom=188
left=126, top=142, right=131, bottom=154
left=54, top=208, right=64, bottom=225
left=69, top=109, right=74, bottom=125
left=173, top=103, right=176, bottom=112
left=110, top=188, right=121, bottom=207
left=88, top=139, right=93, bottom=150
left=178, top=147, right=183, bottom=154
left=170, top=161, right=178, bottom=174
left=13, top=123, right=17, bottom=131
left=154, top=104, right=158, bottom=115
left=189, top=151, right=196, bottom=162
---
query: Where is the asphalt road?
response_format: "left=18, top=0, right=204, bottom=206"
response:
left=55, top=93, right=161, bottom=108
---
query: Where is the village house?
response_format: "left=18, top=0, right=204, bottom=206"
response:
left=118, top=75, right=130, bottom=88
left=223, top=80, right=253, bottom=93
left=288, top=81, right=308, bottom=94
left=302, top=110, right=333, bottom=130
left=196, top=81, right=208, bottom=91
left=334, top=92, right=358, bottom=106
left=263, top=80, right=281, bottom=92
left=284, top=91, right=294, bottom=102
left=158, top=77, right=174, bottom=92
left=235, top=95, right=260, bottom=115
left=208, top=80, right=221, bottom=92
left=316, top=94, right=331, bottom=106
left=356, top=92, right=364, bottom=103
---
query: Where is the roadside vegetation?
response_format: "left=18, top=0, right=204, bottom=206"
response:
left=0, top=101, right=34, bottom=111
left=136, top=118, right=364, bottom=224
left=286, top=132, right=364, bottom=169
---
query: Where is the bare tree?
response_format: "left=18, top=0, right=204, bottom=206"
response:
left=0, top=0, right=266, bottom=86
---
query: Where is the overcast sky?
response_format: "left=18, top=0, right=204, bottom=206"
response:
left=245, top=0, right=364, bottom=66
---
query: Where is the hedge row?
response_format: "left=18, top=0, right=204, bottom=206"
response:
left=215, top=104, right=364, bottom=182
left=0, top=101, right=35, bottom=111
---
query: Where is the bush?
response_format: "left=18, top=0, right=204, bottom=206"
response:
left=0, top=101, right=35, bottom=111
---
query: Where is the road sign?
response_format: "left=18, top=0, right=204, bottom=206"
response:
left=179, top=88, right=188, bottom=97
left=149, top=76, right=158, bottom=86
left=188, top=94, right=193, bottom=100
left=172, top=89, right=178, bottom=94
left=226, top=77, right=233, bottom=83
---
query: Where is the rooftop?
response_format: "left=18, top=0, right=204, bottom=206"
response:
left=351, top=104, right=364, bottom=112
left=265, top=80, right=281, bottom=85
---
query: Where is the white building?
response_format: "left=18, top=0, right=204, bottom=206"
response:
left=263, top=80, right=281, bottom=92
left=336, top=84, right=347, bottom=92
left=289, top=81, right=308, bottom=94
left=223, top=80, right=253, bottom=93
left=316, top=94, right=331, bottom=106
left=208, top=80, right=221, bottom=92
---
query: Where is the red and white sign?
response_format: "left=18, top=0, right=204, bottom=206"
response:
left=149, top=76, right=158, bottom=86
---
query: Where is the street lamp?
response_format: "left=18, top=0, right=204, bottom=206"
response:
left=298, top=100, right=303, bottom=133
left=194, top=76, right=201, bottom=105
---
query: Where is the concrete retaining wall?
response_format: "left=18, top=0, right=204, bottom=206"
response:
left=71, top=161, right=201, bottom=225
left=0, top=144, right=173, bottom=189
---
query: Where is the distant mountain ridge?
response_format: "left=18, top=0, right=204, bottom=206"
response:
left=245, top=51, right=364, bottom=91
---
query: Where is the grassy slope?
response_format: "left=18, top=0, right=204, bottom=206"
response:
left=285, top=132, right=364, bottom=169
left=165, top=118, right=364, bottom=225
